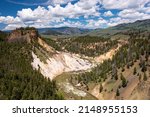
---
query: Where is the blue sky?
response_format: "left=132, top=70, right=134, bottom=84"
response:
left=0, top=0, right=150, bottom=30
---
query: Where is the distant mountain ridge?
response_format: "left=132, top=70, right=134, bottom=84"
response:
left=89, top=19, right=150, bottom=37
left=38, top=19, right=150, bottom=36
left=112, top=19, right=150, bottom=30
left=1, top=19, right=150, bottom=37
left=38, top=27, right=92, bottom=35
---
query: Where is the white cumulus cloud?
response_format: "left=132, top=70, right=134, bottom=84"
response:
left=1, top=0, right=150, bottom=30
left=86, top=18, right=107, bottom=28
left=104, top=11, right=114, bottom=17
left=118, top=9, right=150, bottom=20
left=101, top=0, right=150, bottom=9
left=47, top=0, right=76, bottom=5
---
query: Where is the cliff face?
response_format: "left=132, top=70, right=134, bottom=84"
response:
left=7, top=27, right=39, bottom=43
left=5, top=28, right=95, bottom=81
left=38, top=37, right=55, bottom=53
left=31, top=51, right=94, bottom=80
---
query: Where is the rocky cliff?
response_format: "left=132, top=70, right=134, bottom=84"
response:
left=31, top=51, right=94, bottom=80
left=6, top=28, right=94, bottom=80
left=7, top=27, right=39, bottom=43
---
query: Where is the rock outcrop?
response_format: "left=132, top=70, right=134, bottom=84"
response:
left=7, top=27, right=38, bottom=43
left=31, top=51, right=94, bottom=80
left=8, top=27, right=88, bottom=81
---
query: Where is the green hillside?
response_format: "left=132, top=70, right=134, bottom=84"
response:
left=89, top=19, right=150, bottom=37
left=0, top=29, right=63, bottom=100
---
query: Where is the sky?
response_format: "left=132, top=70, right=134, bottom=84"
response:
left=0, top=0, right=150, bottom=30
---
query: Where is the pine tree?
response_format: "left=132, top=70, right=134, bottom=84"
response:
left=121, top=67, right=125, bottom=72
left=139, top=74, right=142, bottom=81
left=143, top=72, right=147, bottom=81
left=133, top=67, right=137, bottom=75
left=116, top=89, right=120, bottom=96
left=99, top=83, right=103, bottom=93
left=120, top=73, right=127, bottom=88
left=141, top=61, right=147, bottom=72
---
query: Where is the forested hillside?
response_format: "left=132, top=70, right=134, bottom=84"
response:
left=0, top=28, right=63, bottom=100
left=64, top=36, right=118, bottom=57
left=70, top=30, right=150, bottom=99
left=43, top=35, right=118, bottom=57
left=0, top=31, right=7, bottom=41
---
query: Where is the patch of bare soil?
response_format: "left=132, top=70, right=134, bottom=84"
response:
left=90, top=85, right=104, bottom=100
left=94, top=43, right=122, bottom=63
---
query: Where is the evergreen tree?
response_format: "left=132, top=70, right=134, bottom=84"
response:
left=116, top=89, right=120, bottom=96
left=139, top=74, right=142, bottom=81
left=143, top=72, right=147, bottom=81
left=99, top=83, right=103, bottom=93
left=120, top=73, right=127, bottom=88
left=133, top=67, right=137, bottom=75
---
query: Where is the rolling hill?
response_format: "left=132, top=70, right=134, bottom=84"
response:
left=38, top=19, right=150, bottom=37
left=38, top=27, right=92, bottom=35
left=89, top=19, right=150, bottom=37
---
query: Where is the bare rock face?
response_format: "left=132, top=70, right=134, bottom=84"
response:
left=7, top=27, right=39, bottom=43
left=31, top=51, right=94, bottom=80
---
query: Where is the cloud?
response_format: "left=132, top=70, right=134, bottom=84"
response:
left=76, top=0, right=100, bottom=10
left=0, top=16, right=22, bottom=24
left=6, top=0, right=77, bottom=6
left=4, top=24, right=27, bottom=30
left=108, top=17, right=130, bottom=26
left=17, top=6, right=50, bottom=22
left=48, top=1, right=100, bottom=18
left=0, top=16, right=26, bottom=30
left=104, top=11, right=114, bottom=17
left=1, top=0, right=150, bottom=30
left=1, top=1, right=100, bottom=30
left=118, top=9, right=150, bottom=20
left=147, top=2, right=150, bottom=6
left=101, top=0, right=150, bottom=9
left=86, top=18, right=108, bottom=28
left=17, top=1, right=100, bottom=20
left=138, top=6, right=150, bottom=14
left=6, top=0, right=47, bottom=6
left=46, top=0, right=77, bottom=5
left=107, top=9, right=150, bottom=27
